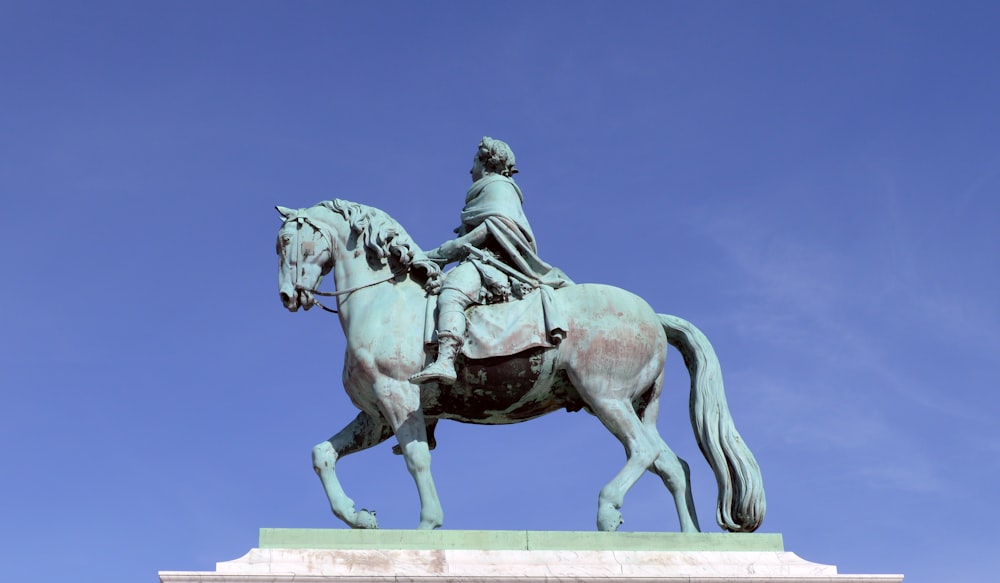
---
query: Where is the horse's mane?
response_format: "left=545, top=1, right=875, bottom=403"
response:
left=322, top=199, right=441, bottom=283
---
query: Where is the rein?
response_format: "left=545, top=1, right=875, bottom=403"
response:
left=296, top=266, right=408, bottom=314
left=285, top=210, right=410, bottom=315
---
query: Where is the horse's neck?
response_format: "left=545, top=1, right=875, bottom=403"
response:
left=323, top=228, right=411, bottom=333
left=333, top=260, right=425, bottom=344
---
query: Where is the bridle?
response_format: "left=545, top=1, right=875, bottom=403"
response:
left=283, top=214, right=406, bottom=314
left=306, top=270, right=407, bottom=315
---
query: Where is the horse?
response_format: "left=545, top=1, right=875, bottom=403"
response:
left=275, top=199, right=765, bottom=533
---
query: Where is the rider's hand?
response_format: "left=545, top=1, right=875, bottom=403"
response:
left=413, top=256, right=445, bottom=294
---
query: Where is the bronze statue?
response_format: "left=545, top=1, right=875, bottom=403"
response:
left=275, top=138, right=764, bottom=533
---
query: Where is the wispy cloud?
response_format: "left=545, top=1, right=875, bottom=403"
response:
left=856, top=459, right=946, bottom=494
left=953, top=151, right=1000, bottom=222
left=689, top=196, right=995, bottom=420
left=681, top=191, right=997, bottom=495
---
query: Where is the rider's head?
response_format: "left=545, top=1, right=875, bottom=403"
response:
left=473, top=136, right=518, bottom=180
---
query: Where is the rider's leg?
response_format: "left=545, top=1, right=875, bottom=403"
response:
left=408, top=289, right=471, bottom=384
left=410, top=264, right=479, bottom=385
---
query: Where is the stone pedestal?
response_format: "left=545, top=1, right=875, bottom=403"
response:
left=159, top=529, right=903, bottom=583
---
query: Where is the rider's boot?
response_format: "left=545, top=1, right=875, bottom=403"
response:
left=410, top=307, right=466, bottom=385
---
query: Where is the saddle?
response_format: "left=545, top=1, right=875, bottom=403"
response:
left=423, top=286, right=567, bottom=359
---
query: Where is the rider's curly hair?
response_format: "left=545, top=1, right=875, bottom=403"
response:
left=477, top=136, right=518, bottom=177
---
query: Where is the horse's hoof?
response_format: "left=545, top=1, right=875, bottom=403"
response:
left=417, top=518, right=443, bottom=530
left=597, top=506, right=623, bottom=532
left=354, top=509, right=378, bottom=529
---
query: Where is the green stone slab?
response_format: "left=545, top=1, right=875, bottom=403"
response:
left=259, top=529, right=783, bottom=552
left=525, top=531, right=783, bottom=552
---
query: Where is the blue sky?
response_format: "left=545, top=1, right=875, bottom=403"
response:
left=2, top=2, right=998, bottom=581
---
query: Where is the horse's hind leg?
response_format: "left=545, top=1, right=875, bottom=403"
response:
left=636, top=374, right=700, bottom=531
left=639, top=377, right=700, bottom=532
left=646, top=434, right=699, bottom=532
left=312, top=410, right=393, bottom=529
left=586, top=396, right=662, bottom=532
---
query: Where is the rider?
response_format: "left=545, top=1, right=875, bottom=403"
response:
left=410, top=137, right=570, bottom=385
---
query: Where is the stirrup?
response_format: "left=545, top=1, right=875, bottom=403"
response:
left=409, top=361, right=457, bottom=385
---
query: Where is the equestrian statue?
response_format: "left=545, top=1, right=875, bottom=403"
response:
left=275, top=137, right=765, bottom=533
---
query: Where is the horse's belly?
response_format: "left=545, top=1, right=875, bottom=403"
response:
left=424, top=347, right=577, bottom=424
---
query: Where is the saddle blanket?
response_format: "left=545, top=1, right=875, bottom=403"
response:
left=424, top=286, right=567, bottom=360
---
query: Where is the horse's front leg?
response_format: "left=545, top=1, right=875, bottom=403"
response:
left=312, top=410, right=393, bottom=529
left=378, top=381, right=444, bottom=530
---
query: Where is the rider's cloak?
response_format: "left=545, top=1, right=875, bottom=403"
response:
left=458, top=174, right=572, bottom=289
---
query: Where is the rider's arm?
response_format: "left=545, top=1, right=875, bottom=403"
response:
left=426, top=222, right=489, bottom=264
left=450, top=221, right=489, bottom=250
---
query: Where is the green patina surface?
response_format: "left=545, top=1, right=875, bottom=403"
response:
left=277, top=137, right=766, bottom=535
left=259, top=528, right=783, bottom=552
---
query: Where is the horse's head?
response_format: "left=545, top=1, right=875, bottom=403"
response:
left=276, top=205, right=335, bottom=312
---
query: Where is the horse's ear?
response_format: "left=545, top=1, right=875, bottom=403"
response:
left=276, top=205, right=295, bottom=220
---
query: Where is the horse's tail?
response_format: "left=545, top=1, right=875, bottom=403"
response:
left=659, top=314, right=766, bottom=533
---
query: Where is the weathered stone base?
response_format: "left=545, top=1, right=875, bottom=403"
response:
left=159, top=529, right=903, bottom=583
